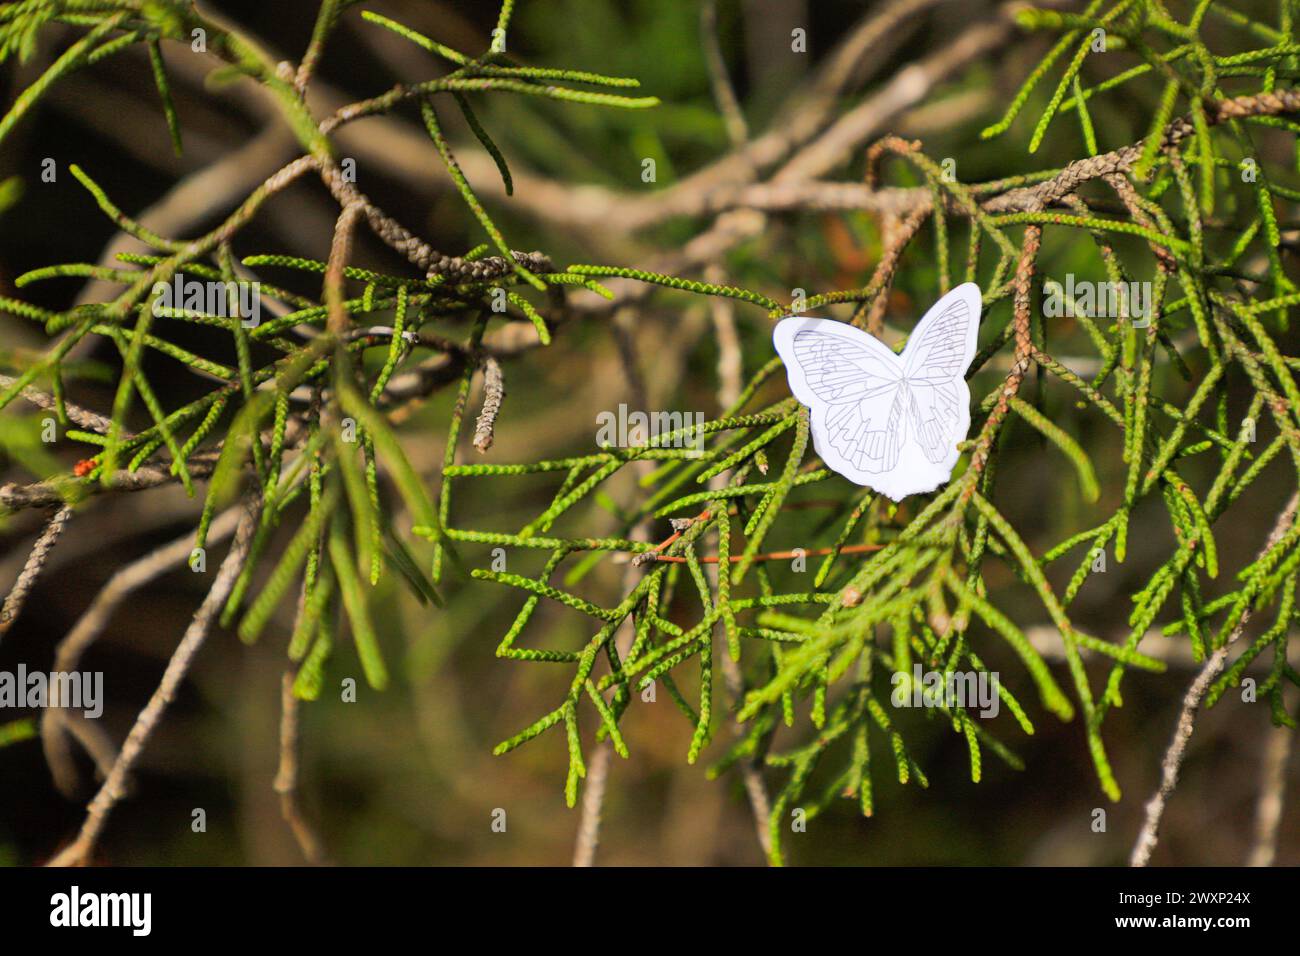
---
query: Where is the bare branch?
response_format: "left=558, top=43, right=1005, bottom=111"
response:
left=274, top=669, right=329, bottom=865
left=0, top=453, right=219, bottom=512
left=48, top=501, right=259, bottom=867
left=0, top=505, right=74, bottom=643
left=0, top=374, right=115, bottom=434
left=700, top=0, right=748, bottom=147
left=573, top=527, right=648, bottom=867
left=1247, top=724, right=1293, bottom=867
left=1130, top=493, right=1300, bottom=867
left=41, top=508, right=243, bottom=796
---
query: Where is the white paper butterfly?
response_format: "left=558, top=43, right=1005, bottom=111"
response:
left=773, top=282, right=982, bottom=502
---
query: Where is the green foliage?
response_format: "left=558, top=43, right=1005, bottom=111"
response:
left=4, top=0, right=1300, bottom=867
left=0, top=718, right=36, bottom=749
left=436, top=0, right=1300, bottom=864
left=0, top=1, right=657, bottom=696
left=0, top=175, right=20, bottom=215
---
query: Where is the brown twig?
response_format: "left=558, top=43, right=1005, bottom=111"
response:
left=632, top=508, right=713, bottom=567
left=40, top=507, right=243, bottom=796
left=448, top=0, right=959, bottom=235
left=294, top=0, right=338, bottom=94
left=1130, top=493, right=1300, bottom=867
left=48, top=501, right=259, bottom=867
left=700, top=0, right=748, bottom=147
left=324, top=200, right=365, bottom=338
left=697, top=264, right=775, bottom=859
left=315, top=159, right=550, bottom=282
left=858, top=203, right=933, bottom=335
left=0, top=452, right=220, bottom=511
left=0, top=504, right=74, bottom=643
left=274, top=669, right=329, bottom=865
left=707, top=267, right=744, bottom=409
left=986, top=89, right=1300, bottom=215
left=573, top=508, right=655, bottom=866
left=963, top=223, right=1041, bottom=495
left=1246, top=723, right=1293, bottom=867
left=0, top=374, right=116, bottom=434
left=556, top=17, right=1016, bottom=321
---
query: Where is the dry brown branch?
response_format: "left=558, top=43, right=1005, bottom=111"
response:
left=700, top=0, right=748, bottom=148
left=40, top=507, right=243, bottom=796
left=524, top=85, right=1300, bottom=258
left=572, top=312, right=667, bottom=867
left=573, top=299, right=712, bottom=865
left=316, top=160, right=551, bottom=281
left=701, top=262, right=773, bottom=859
left=453, top=0, right=970, bottom=233
left=0, top=504, right=73, bottom=642
left=0, top=451, right=220, bottom=511
left=858, top=203, right=933, bottom=335
left=1104, top=172, right=1178, bottom=272
left=0, top=373, right=116, bottom=433
left=48, top=501, right=260, bottom=867
left=963, top=224, right=1041, bottom=493
left=707, top=266, right=743, bottom=409
left=324, top=200, right=366, bottom=337
left=985, top=89, right=1300, bottom=214
left=1247, top=723, right=1293, bottom=867
left=274, top=669, right=329, bottom=865
left=562, top=18, right=1015, bottom=321
left=573, top=511, right=653, bottom=868
left=1130, top=493, right=1300, bottom=867
left=572, top=753, right=609, bottom=865
left=779, top=21, right=1012, bottom=184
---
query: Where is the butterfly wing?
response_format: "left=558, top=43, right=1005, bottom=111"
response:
left=900, top=282, right=981, bottom=465
left=822, top=378, right=909, bottom=474
left=773, top=317, right=906, bottom=477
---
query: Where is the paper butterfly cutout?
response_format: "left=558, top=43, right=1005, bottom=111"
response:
left=773, top=282, right=982, bottom=502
